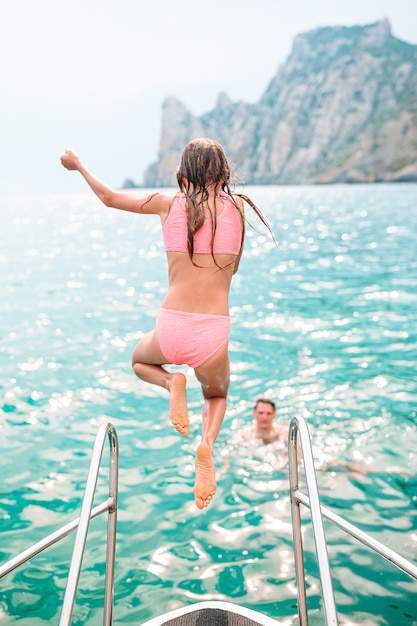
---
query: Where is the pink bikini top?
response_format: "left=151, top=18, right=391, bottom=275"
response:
left=163, top=191, right=243, bottom=255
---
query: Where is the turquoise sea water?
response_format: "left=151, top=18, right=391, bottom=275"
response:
left=0, top=184, right=416, bottom=625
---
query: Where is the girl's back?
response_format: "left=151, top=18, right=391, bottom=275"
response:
left=161, top=190, right=244, bottom=315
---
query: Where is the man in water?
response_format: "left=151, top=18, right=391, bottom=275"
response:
left=239, top=398, right=288, bottom=446
left=219, top=398, right=299, bottom=475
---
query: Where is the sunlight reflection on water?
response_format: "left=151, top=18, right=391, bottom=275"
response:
left=0, top=185, right=416, bottom=625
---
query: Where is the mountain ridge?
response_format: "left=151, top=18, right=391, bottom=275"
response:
left=141, top=19, right=417, bottom=187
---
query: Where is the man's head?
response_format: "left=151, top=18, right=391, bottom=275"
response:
left=253, top=398, right=276, bottom=429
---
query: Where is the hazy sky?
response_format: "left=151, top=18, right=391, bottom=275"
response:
left=0, top=0, right=416, bottom=193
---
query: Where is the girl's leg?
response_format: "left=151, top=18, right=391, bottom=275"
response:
left=193, top=343, right=230, bottom=509
left=132, top=330, right=189, bottom=436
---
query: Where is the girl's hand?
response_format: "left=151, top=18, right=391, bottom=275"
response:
left=60, top=149, right=81, bottom=171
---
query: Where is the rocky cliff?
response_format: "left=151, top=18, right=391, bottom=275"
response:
left=143, top=20, right=417, bottom=186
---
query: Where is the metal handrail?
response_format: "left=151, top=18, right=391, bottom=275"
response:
left=288, top=415, right=417, bottom=626
left=0, top=422, right=119, bottom=626
left=289, top=415, right=338, bottom=626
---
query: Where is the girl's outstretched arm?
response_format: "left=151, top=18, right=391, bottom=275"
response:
left=60, top=149, right=170, bottom=216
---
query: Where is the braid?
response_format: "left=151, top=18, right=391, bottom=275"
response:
left=236, top=193, right=277, bottom=248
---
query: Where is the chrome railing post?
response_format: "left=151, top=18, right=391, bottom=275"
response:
left=289, top=416, right=338, bottom=626
left=59, top=423, right=118, bottom=626
left=103, top=426, right=119, bottom=626
left=288, top=419, right=308, bottom=625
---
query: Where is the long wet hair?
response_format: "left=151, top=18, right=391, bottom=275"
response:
left=175, top=137, right=274, bottom=267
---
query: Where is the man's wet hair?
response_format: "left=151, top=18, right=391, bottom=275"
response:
left=254, top=398, right=276, bottom=411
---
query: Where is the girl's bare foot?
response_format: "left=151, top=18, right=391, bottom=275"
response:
left=169, top=373, right=189, bottom=436
left=194, top=442, right=216, bottom=509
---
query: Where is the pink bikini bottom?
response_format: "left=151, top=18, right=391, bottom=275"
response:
left=156, top=308, right=231, bottom=368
